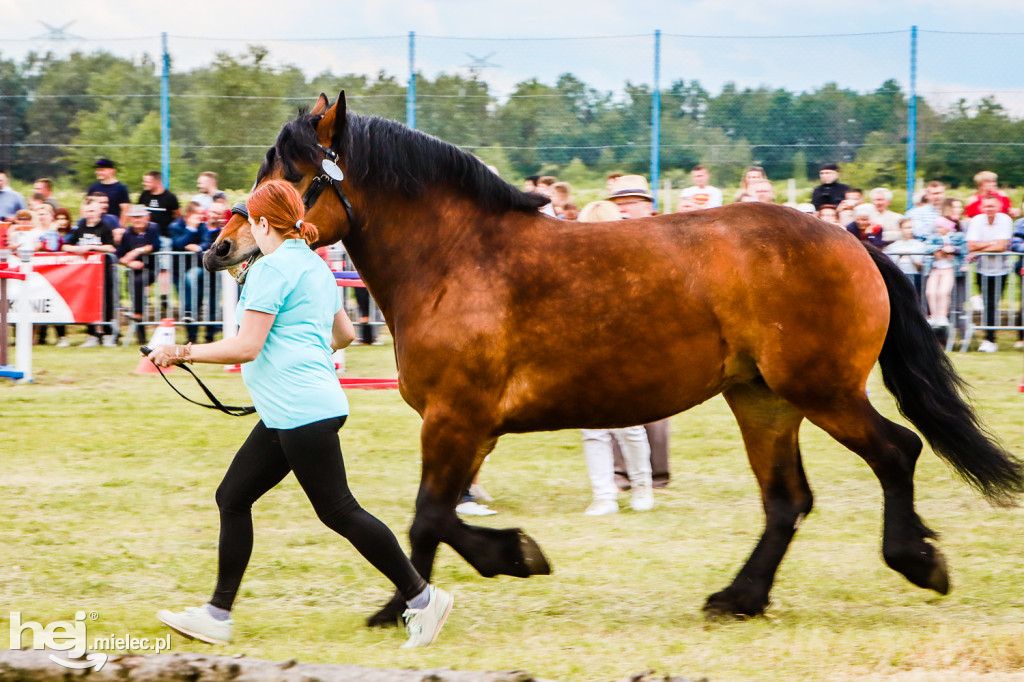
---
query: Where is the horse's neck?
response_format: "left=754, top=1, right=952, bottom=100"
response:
left=340, top=198, right=519, bottom=312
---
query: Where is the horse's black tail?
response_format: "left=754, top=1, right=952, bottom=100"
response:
left=868, top=245, right=1024, bottom=505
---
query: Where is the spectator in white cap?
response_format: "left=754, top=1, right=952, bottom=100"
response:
left=117, top=205, right=160, bottom=344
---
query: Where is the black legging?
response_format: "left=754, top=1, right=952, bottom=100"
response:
left=210, top=416, right=427, bottom=611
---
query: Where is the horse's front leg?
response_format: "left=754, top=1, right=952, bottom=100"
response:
left=366, top=416, right=550, bottom=627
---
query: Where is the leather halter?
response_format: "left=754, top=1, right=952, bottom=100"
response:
left=302, top=143, right=356, bottom=228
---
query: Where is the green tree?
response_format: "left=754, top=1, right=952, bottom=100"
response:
left=23, top=51, right=158, bottom=183
left=495, top=79, right=556, bottom=175
left=61, top=54, right=161, bottom=191
left=0, top=53, right=29, bottom=175
left=185, top=46, right=299, bottom=190
left=416, top=73, right=492, bottom=147
left=842, top=130, right=906, bottom=189
left=920, top=97, right=1024, bottom=187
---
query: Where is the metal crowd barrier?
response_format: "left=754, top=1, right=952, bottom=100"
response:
left=110, top=251, right=226, bottom=344
left=322, top=244, right=386, bottom=340
left=111, top=248, right=385, bottom=345
left=899, top=251, right=1023, bottom=352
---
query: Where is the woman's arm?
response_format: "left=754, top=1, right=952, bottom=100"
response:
left=332, top=306, right=356, bottom=351
left=148, top=310, right=276, bottom=367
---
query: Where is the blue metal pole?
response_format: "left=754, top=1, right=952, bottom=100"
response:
left=906, top=25, right=917, bottom=211
left=160, top=32, right=171, bottom=185
left=651, top=30, right=661, bottom=212
left=406, top=31, right=416, bottom=129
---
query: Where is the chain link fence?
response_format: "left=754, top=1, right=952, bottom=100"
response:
left=3, top=29, right=1024, bottom=206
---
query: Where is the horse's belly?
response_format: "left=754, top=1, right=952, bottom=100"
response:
left=498, top=334, right=735, bottom=432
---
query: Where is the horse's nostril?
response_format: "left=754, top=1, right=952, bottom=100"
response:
left=214, top=240, right=232, bottom=257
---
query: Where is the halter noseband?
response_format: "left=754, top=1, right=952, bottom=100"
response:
left=302, top=143, right=356, bottom=229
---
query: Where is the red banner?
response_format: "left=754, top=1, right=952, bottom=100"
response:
left=2, top=254, right=106, bottom=323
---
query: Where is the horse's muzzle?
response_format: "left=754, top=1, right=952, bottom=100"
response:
left=203, top=240, right=235, bottom=272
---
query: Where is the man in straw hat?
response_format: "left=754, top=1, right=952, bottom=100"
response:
left=600, top=174, right=671, bottom=488
left=607, top=174, right=656, bottom=219
left=574, top=200, right=655, bottom=516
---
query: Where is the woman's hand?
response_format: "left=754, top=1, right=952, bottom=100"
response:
left=148, top=344, right=189, bottom=367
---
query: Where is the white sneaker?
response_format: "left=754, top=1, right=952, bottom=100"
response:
left=79, top=336, right=100, bottom=348
left=156, top=605, right=232, bottom=645
left=102, top=334, right=117, bottom=348
left=402, top=585, right=453, bottom=648
left=584, top=499, right=619, bottom=516
left=56, top=337, right=70, bottom=348
left=978, top=340, right=999, bottom=353
left=455, top=500, right=497, bottom=516
left=630, top=480, right=655, bottom=512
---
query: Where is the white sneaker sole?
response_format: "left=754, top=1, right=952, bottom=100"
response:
left=156, top=611, right=230, bottom=645
left=402, top=593, right=454, bottom=648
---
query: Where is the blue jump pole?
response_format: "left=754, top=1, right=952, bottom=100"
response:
left=651, top=29, right=661, bottom=212
left=160, top=32, right=171, bottom=186
left=406, top=31, right=416, bottom=129
left=906, top=25, right=917, bottom=211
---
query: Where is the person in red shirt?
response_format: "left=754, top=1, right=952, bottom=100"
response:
left=963, top=170, right=1017, bottom=218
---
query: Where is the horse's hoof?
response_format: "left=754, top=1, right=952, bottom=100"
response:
left=366, top=596, right=404, bottom=628
left=702, top=588, right=768, bottom=621
left=884, top=540, right=950, bottom=595
left=519, top=533, right=552, bottom=576
left=926, top=546, right=950, bottom=595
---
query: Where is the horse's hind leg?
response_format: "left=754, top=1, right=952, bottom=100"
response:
left=802, top=395, right=949, bottom=595
left=704, top=380, right=812, bottom=619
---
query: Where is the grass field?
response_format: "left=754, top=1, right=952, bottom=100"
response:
left=2, top=336, right=1023, bottom=681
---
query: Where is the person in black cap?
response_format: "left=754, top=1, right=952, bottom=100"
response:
left=88, top=158, right=131, bottom=227
left=811, top=163, right=851, bottom=211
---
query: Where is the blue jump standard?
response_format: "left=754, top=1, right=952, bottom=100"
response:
left=0, top=366, right=24, bottom=380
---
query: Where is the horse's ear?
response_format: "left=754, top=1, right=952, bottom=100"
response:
left=310, top=92, right=329, bottom=116
left=332, top=91, right=348, bottom=146
left=317, top=91, right=348, bottom=151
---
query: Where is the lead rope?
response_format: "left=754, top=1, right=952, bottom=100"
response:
left=141, top=348, right=256, bottom=417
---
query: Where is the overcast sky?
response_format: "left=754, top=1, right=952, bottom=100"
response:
left=3, top=1, right=1023, bottom=110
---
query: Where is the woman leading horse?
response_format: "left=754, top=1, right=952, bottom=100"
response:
left=204, top=92, right=1023, bottom=627
left=152, top=179, right=453, bottom=647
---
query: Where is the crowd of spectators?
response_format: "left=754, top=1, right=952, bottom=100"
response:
left=1, top=159, right=229, bottom=348
left=3, top=157, right=1024, bottom=353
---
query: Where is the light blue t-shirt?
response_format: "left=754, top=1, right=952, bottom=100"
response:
left=237, top=240, right=348, bottom=429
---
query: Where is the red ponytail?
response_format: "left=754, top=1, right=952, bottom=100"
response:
left=296, top=219, right=320, bottom=244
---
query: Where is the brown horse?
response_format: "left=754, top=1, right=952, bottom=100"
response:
left=205, top=92, right=1023, bottom=626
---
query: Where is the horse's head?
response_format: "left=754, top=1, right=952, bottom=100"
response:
left=204, top=91, right=354, bottom=278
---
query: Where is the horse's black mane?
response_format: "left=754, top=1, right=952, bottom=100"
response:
left=269, top=109, right=547, bottom=214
